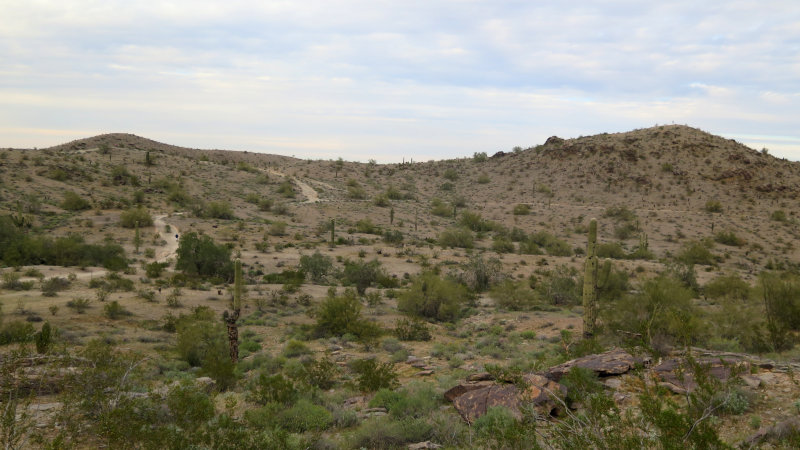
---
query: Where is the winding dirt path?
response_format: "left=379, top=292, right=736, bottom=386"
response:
left=265, top=169, right=321, bottom=203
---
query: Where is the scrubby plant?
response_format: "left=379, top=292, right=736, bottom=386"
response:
left=394, top=317, right=432, bottom=341
left=313, top=290, right=382, bottom=339
left=299, top=251, right=333, bottom=283
left=678, top=240, right=716, bottom=265
left=398, top=272, right=472, bottom=322
left=704, top=200, right=723, bottom=213
left=342, top=258, right=384, bottom=295
left=438, top=227, right=474, bottom=249
left=350, top=358, right=399, bottom=392
left=119, top=207, right=153, bottom=228
left=175, top=232, right=233, bottom=281
left=61, top=191, right=91, bottom=210
left=490, top=279, right=538, bottom=310
left=512, top=204, right=531, bottom=215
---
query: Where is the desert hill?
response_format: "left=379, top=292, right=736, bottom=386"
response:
left=2, top=125, right=800, bottom=448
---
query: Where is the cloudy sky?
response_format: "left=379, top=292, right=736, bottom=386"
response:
left=1, top=1, right=799, bottom=162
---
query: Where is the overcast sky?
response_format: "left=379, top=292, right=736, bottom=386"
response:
left=1, top=1, right=799, bottom=162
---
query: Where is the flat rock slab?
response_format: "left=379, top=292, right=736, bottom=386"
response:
left=546, top=348, right=640, bottom=381
left=443, top=381, right=494, bottom=402
left=450, top=375, right=565, bottom=424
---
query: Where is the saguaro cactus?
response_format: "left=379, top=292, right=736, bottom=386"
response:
left=226, top=258, right=243, bottom=363
left=330, top=218, right=335, bottom=247
left=390, top=207, right=395, bottom=225
left=583, top=219, right=599, bottom=338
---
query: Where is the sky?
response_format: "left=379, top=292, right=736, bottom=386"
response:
left=1, top=0, right=799, bottom=162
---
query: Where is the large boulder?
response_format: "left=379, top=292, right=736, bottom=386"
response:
left=546, top=348, right=643, bottom=381
left=448, top=375, right=565, bottom=424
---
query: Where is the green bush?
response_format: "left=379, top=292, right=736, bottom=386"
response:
left=512, top=204, right=531, bottom=215
left=351, top=358, right=399, bottom=392
left=538, top=265, right=580, bottom=305
left=276, top=399, right=333, bottom=432
left=119, top=207, right=153, bottom=228
left=281, top=339, right=312, bottom=358
left=596, top=242, right=627, bottom=259
left=175, top=232, right=233, bottom=281
left=430, top=198, right=452, bottom=217
left=299, top=251, right=333, bottom=283
left=492, top=236, right=515, bottom=253
left=398, top=272, right=472, bottom=322
left=314, top=290, right=382, bottom=339
left=342, top=259, right=384, bottom=295
left=41, top=276, right=71, bottom=296
left=104, top=301, right=132, bottom=319
left=443, top=168, right=459, bottom=181
left=252, top=373, right=297, bottom=406
left=771, top=210, right=788, bottom=222
left=145, top=261, right=169, bottom=278
left=490, top=280, right=538, bottom=310
left=714, top=230, right=745, bottom=247
left=383, top=230, right=403, bottom=244
left=0, top=320, right=35, bottom=344
left=678, top=240, right=716, bottom=265
left=369, top=382, right=439, bottom=418
left=704, top=200, right=723, bottom=213
left=67, top=297, right=91, bottom=313
left=61, top=191, right=91, bottom=210
left=704, top=273, right=751, bottom=301
left=394, top=317, right=432, bottom=341
left=175, top=307, right=236, bottom=389
left=438, top=227, right=474, bottom=249
left=203, top=201, right=235, bottom=219
left=603, top=275, right=706, bottom=350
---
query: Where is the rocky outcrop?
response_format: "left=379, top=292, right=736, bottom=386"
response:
left=651, top=356, right=749, bottom=394
left=447, top=374, right=566, bottom=424
left=545, top=348, right=644, bottom=381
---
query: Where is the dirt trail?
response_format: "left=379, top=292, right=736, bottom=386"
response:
left=153, top=214, right=180, bottom=263
left=266, top=169, right=322, bottom=203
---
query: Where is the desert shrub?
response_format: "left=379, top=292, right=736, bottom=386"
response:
left=252, top=373, right=297, bottom=406
left=145, top=261, right=169, bottom=278
left=347, top=185, right=367, bottom=199
left=104, top=301, right=132, bottom=319
left=383, top=230, right=403, bottom=244
left=771, top=210, right=787, bottom=222
left=678, top=240, right=716, bottom=265
left=460, top=255, right=503, bottom=292
left=355, top=218, right=381, bottom=234
left=430, top=198, right=452, bottom=217
left=342, top=259, right=384, bottom=295
left=385, top=185, right=404, bottom=200
left=175, top=232, right=233, bottom=281
left=492, top=236, right=515, bottom=253
left=281, top=339, right=312, bottom=358
left=349, top=416, right=432, bottom=449
left=369, top=382, right=438, bottom=419
left=66, top=297, right=91, bottom=313
left=512, top=204, right=531, bottom=215
left=596, top=242, right=626, bottom=259
left=351, top=358, right=399, bottom=392
left=35, top=321, right=53, bottom=353
left=759, top=271, right=800, bottom=351
left=276, top=181, right=295, bottom=197
left=268, top=221, right=287, bottom=236
left=299, top=251, right=333, bottom=283
left=604, top=205, right=637, bottom=223
left=704, top=200, right=723, bottom=213
left=373, top=194, right=391, bottom=207
left=704, top=273, right=751, bottom=301
left=302, top=356, right=339, bottom=390
left=41, top=277, right=71, bottom=296
left=490, top=280, right=538, bottom=310
left=257, top=197, right=273, bottom=211
left=438, top=227, right=473, bottom=249
left=477, top=173, right=490, bottom=184
left=313, top=290, right=381, bottom=339
left=119, top=207, right=153, bottom=228
left=538, top=265, right=580, bottom=305
left=714, top=230, right=745, bottom=247
left=398, top=272, right=472, bottom=322
left=203, top=201, right=235, bottom=219
left=473, top=152, right=488, bottom=162
left=474, top=406, right=535, bottom=448
left=0, top=320, right=35, bottom=344
left=529, top=231, right=572, bottom=256
left=174, top=307, right=236, bottom=389
left=394, top=317, right=432, bottom=341
left=275, top=399, right=333, bottom=432
left=61, top=191, right=91, bottom=210
left=442, top=168, right=459, bottom=181
left=602, top=275, right=706, bottom=350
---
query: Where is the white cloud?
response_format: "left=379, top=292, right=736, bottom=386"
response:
left=1, top=0, right=799, bottom=160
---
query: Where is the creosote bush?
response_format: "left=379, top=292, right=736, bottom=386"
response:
left=398, top=272, right=472, bottom=322
left=119, top=206, right=153, bottom=228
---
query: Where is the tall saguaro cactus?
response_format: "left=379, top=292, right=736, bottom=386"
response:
left=225, top=258, right=243, bottom=363
left=330, top=219, right=335, bottom=247
left=583, top=219, right=599, bottom=338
